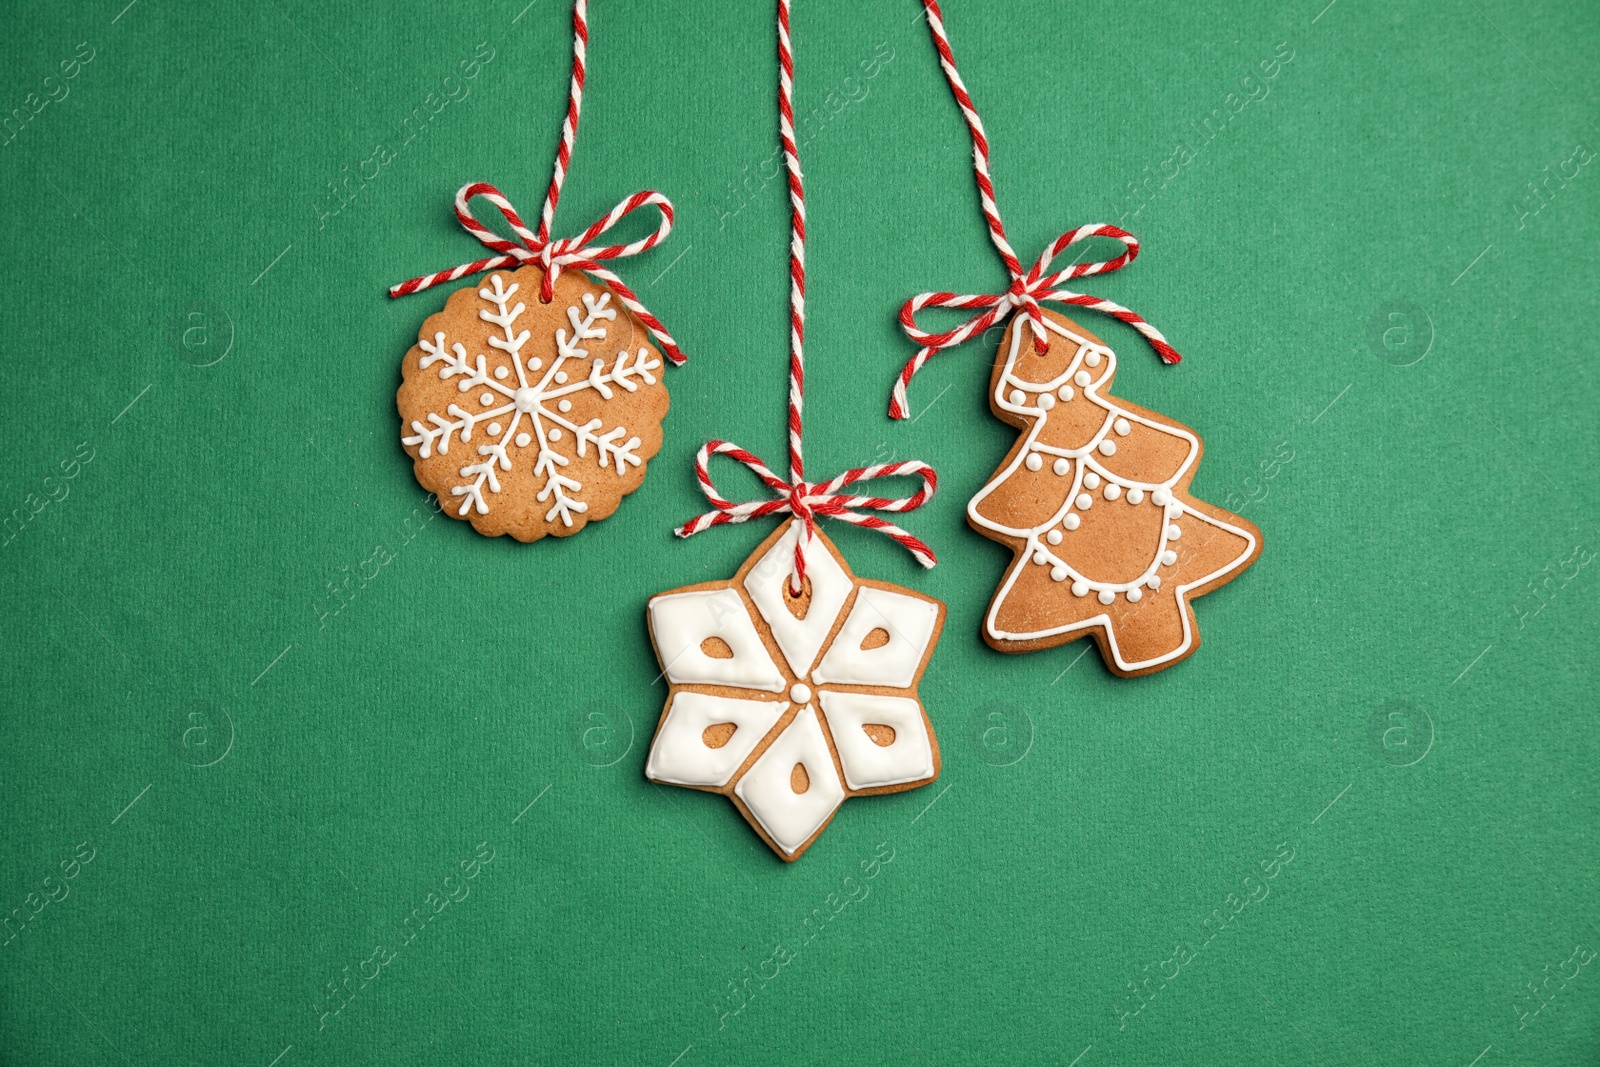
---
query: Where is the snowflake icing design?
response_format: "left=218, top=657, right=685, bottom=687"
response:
left=399, top=269, right=664, bottom=534
left=645, top=521, right=944, bottom=861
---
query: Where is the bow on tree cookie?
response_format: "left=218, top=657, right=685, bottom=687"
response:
left=889, top=0, right=1261, bottom=675
left=646, top=521, right=943, bottom=861
left=389, top=0, right=683, bottom=540
left=968, top=311, right=1260, bottom=676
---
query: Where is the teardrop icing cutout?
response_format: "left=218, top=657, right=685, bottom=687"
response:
left=790, top=762, right=810, bottom=793
left=860, top=627, right=891, bottom=650
left=702, top=722, right=738, bottom=749
left=861, top=723, right=897, bottom=747
left=782, top=575, right=813, bottom=621
left=700, top=636, right=734, bottom=659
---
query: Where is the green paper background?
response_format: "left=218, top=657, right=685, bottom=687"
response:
left=2, top=0, right=1597, bottom=1063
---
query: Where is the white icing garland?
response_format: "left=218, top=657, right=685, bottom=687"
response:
left=402, top=274, right=661, bottom=523
left=969, top=315, right=1258, bottom=672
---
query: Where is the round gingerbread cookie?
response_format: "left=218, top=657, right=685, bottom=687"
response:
left=397, top=266, right=669, bottom=540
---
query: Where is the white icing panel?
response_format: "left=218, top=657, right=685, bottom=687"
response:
left=818, top=692, right=935, bottom=790
left=812, top=587, right=939, bottom=688
left=648, top=590, right=786, bottom=692
left=744, top=521, right=853, bottom=678
left=734, top=706, right=845, bottom=855
left=645, top=693, right=788, bottom=787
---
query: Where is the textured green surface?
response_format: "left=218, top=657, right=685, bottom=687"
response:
left=2, top=0, right=1597, bottom=1064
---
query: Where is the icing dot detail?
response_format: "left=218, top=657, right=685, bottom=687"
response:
left=1053, top=458, right=1070, bottom=476
left=1104, top=483, right=1122, bottom=500
left=1046, top=529, right=1063, bottom=546
left=558, top=399, right=573, bottom=413
left=1161, top=550, right=1178, bottom=566
left=1076, top=493, right=1093, bottom=510
left=1098, top=440, right=1117, bottom=456
left=1063, top=513, right=1081, bottom=531
left=526, top=357, right=542, bottom=371
left=1085, top=350, right=1103, bottom=367
left=555, top=371, right=568, bottom=384
left=1071, top=579, right=1089, bottom=597
left=494, top=366, right=509, bottom=380
left=1009, top=388, right=1026, bottom=405
left=1025, top=453, right=1043, bottom=472
left=1115, top=418, right=1131, bottom=436
left=1050, top=564, right=1068, bottom=582
left=1148, top=575, right=1162, bottom=590
left=487, top=422, right=503, bottom=436
left=1033, top=550, right=1050, bottom=566
left=790, top=682, right=811, bottom=704
left=1083, top=472, right=1101, bottom=490
left=1151, top=488, right=1172, bottom=506
left=515, top=433, right=531, bottom=447
left=1037, top=393, right=1056, bottom=411
left=1127, top=587, right=1143, bottom=603
left=1074, top=371, right=1091, bottom=387
left=548, top=428, right=562, bottom=442
left=1097, top=589, right=1116, bottom=605
left=480, top=392, right=495, bottom=406
left=1168, top=524, right=1183, bottom=540
left=1057, top=384, right=1075, bottom=401
left=1127, top=487, right=1145, bottom=505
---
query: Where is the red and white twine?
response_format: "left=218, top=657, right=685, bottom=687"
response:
left=390, top=0, right=684, bottom=366
left=888, top=0, right=1181, bottom=419
left=677, top=0, right=939, bottom=591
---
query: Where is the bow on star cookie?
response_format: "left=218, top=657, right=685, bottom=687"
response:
left=645, top=521, right=944, bottom=861
left=968, top=310, right=1261, bottom=676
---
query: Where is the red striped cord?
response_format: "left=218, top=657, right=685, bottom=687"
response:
left=889, top=0, right=1180, bottom=419
left=677, top=0, right=939, bottom=588
left=389, top=0, right=684, bottom=366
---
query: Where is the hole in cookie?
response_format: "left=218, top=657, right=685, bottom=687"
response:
left=782, top=576, right=812, bottom=621
left=701, top=722, right=737, bottom=749
left=790, top=762, right=810, bottom=794
left=860, top=627, right=891, bottom=651
left=700, top=636, right=734, bottom=659
left=862, top=723, right=897, bottom=747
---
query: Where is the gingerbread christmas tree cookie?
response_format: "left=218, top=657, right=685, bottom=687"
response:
left=968, top=310, right=1260, bottom=675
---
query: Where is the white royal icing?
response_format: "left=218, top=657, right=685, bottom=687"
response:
left=645, top=528, right=943, bottom=856
left=744, top=521, right=853, bottom=677
left=401, top=275, right=661, bottom=524
left=645, top=693, right=788, bottom=787
left=648, top=589, right=786, bottom=692
left=817, top=692, right=935, bottom=790
left=812, top=586, right=940, bottom=688
left=734, top=706, right=846, bottom=855
left=968, top=314, right=1258, bottom=671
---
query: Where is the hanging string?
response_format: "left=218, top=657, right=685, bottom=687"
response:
left=888, top=0, right=1182, bottom=419
left=390, top=0, right=685, bottom=366
left=676, top=0, right=939, bottom=593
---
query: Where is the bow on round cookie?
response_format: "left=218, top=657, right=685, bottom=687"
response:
left=390, top=0, right=684, bottom=542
